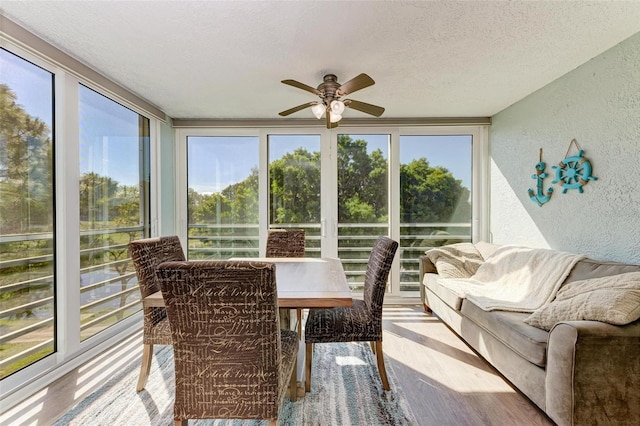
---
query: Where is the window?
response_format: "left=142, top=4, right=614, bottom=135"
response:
left=268, top=134, right=321, bottom=256
left=399, top=135, right=473, bottom=291
left=78, top=85, right=150, bottom=341
left=0, top=48, right=55, bottom=378
left=186, top=136, right=260, bottom=259
left=178, top=128, right=482, bottom=297
left=337, top=134, right=389, bottom=290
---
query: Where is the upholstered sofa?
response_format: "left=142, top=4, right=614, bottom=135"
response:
left=419, top=242, right=640, bottom=426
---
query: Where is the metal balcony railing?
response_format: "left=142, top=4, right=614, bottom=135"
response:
left=2, top=221, right=470, bottom=378
left=0, top=227, right=145, bottom=378
left=187, top=222, right=471, bottom=292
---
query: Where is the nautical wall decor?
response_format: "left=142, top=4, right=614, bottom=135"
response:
left=552, top=139, right=597, bottom=193
left=528, top=148, right=553, bottom=206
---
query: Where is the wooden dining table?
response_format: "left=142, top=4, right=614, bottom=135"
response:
left=142, top=256, right=353, bottom=396
left=143, top=256, right=353, bottom=310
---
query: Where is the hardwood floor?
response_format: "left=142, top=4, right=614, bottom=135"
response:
left=382, top=306, right=552, bottom=425
left=2, top=305, right=553, bottom=425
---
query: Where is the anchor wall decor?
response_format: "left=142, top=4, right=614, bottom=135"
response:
left=528, top=148, right=553, bottom=207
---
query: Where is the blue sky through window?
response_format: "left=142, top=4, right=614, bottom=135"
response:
left=1, top=48, right=53, bottom=128
left=2, top=48, right=471, bottom=193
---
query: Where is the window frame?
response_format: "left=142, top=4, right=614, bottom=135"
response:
left=0, top=39, right=161, bottom=405
left=176, top=125, right=489, bottom=298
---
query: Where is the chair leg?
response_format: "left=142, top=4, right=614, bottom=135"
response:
left=297, top=308, right=302, bottom=338
left=370, top=341, right=376, bottom=354
left=374, top=341, right=390, bottom=391
left=137, top=343, right=153, bottom=392
left=269, top=420, right=277, bottom=426
left=289, top=356, right=297, bottom=402
left=305, top=343, right=313, bottom=392
left=174, top=419, right=187, bottom=426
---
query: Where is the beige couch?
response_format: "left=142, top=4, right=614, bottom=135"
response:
left=419, top=242, right=640, bottom=426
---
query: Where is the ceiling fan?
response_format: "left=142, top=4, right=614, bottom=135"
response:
left=278, top=73, right=385, bottom=129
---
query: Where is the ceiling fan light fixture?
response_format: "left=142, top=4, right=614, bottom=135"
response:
left=330, top=100, right=345, bottom=115
left=279, top=73, right=383, bottom=129
left=311, top=103, right=325, bottom=119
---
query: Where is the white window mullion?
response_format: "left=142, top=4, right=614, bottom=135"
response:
left=389, top=129, right=401, bottom=296
left=258, top=129, right=269, bottom=256
left=57, top=72, right=81, bottom=359
left=149, top=120, right=160, bottom=237
left=473, top=126, right=490, bottom=243
left=322, top=128, right=338, bottom=257
left=174, top=128, right=188, bottom=245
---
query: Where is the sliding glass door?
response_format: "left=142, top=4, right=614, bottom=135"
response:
left=179, top=127, right=483, bottom=297
left=78, top=85, right=151, bottom=341
left=186, top=136, right=260, bottom=259
left=398, top=135, right=473, bottom=292
left=0, top=48, right=55, bottom=379
left=337, top=134, right=389, bottom=291
left=268, top=134, right=322, bottom=257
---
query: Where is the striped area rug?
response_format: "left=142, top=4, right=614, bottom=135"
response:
left=53, top=341, right=417, bottom=425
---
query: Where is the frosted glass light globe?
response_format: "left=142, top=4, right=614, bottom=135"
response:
left=330, top=100, right=345, bottom=115
left=311, top=103, right=325, bottom=119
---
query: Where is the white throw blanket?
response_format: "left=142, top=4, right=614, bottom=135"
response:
left=438, top=245, right=585, bottom=312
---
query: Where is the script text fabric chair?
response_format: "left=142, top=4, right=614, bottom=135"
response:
left=266, top=228, right=306, bottom=336
left=265, top=229, right=306, bottom=257
left=129, top=235, right=185, bottom=392
left=156, top=260, right=299, bottom=426
left=304, top=236, right=398, bottom=391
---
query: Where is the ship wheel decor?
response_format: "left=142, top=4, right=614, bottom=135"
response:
left=551, top=139, right=598, bottom=194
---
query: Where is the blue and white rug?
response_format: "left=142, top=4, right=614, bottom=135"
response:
left=54, top=341, right=416, bottom=425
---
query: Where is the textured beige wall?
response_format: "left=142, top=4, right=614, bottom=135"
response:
left=489, top=31, right=640, bottom=263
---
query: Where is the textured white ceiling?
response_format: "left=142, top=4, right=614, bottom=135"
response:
left=2, top=1, right=640, bottom=120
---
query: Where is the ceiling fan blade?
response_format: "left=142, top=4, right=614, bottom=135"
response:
left=343, top=99, right=385, bottom=117
left=337, top=73, right=375, bottom=96
left=279, top=102, right=317, bottom=117
left=281, top=79, right=322, bottom=96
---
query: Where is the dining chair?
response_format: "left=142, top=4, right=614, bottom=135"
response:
left=156, top=260, right=299, bottom=426
left=129, top=235, right=185, bottom=392
left=265, top=229, right=306, bottom=257
left=266, top=228, right=306, bottom=336
left=304, top=236, right=398, bottom=392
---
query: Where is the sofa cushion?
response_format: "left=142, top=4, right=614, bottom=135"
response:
left=474, top=241, right=501, bottom=260
left=423, top=273, right=465, bottom=310
left=525, top=271, right=640, bottom=330
left=563, top=258, right=640, bottom=284
left=461, top=299, right=549, bottom=367
left=425, top=243, right=484, bottom=278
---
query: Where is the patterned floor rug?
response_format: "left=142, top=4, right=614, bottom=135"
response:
left=53, top=341, right=417, bottom=425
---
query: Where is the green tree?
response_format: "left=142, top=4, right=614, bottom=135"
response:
left=269, top=147, right=320, bottom=224
left=222, top=167, right=259, bottom=223
left=187, top=138, right=471, bottom=229
left=79, top=172, right=120, bottom=225
left=337, top=135, right=388, bottom=223
left=189, top=167, right=259, bottom=226
left=192, top=192, right=231, bottom=224
left=187, top=187, right=203, bottom=225
left=400, top=158, right=470, bottom=223
left=0, top=84, right=53, bottom=234
left=112, top=184, right=141, bottom=227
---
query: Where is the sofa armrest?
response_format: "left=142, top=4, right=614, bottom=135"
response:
left=419, top=255, right=437, bottom=307
left=545, top=320, right=640, bottom=426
